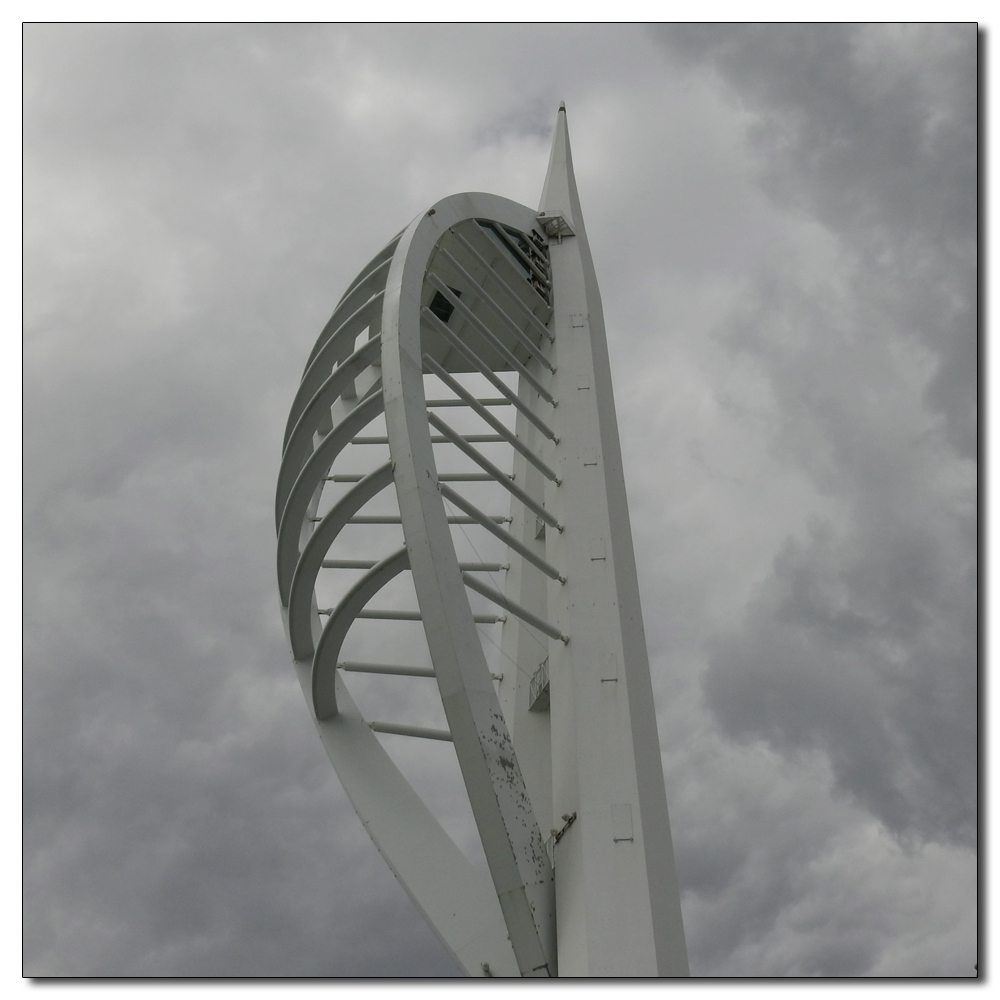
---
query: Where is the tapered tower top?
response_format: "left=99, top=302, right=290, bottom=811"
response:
left=538, top=103, right=586, bottom=239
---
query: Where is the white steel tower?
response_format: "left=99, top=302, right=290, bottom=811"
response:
left=276, top=106, right=688, bottom=977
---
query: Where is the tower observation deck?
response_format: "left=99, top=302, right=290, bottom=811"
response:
left=276, top=106, right=688, bottom=977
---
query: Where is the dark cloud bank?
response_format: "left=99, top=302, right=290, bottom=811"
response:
left=24, top=24, right=976, bottom=977
left=656, top=24, right=977, bottom=841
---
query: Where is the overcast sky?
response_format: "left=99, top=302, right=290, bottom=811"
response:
left=23, top=23, right=977, bottom=978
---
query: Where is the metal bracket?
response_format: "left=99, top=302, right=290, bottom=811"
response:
left=552, top=812, right=577, bottom=846
left=528, top=658, right=550, bottom=712
left=543, top=811, right=577, bottom=864
left=537, top=211, right=575, bottom=239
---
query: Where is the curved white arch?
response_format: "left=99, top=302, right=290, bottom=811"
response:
left=380, top=193, right=557, bottom=976
left=283, top=292, right=385, bottom=450
left=278, top=192, right=567, bottom=976
left=286, top=462, right=395, bottom=660
left=277, top=335, right=383, bottom=526
left=312, top=546, right=411, bottom=720
left=276, top=389, right=385, bottom=604
left=300, top=232, right=400, bottom=373
left=303, top=671, right=520, bottom=978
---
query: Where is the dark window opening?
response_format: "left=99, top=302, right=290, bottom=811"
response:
left=429, top=287, right=461, bottom=323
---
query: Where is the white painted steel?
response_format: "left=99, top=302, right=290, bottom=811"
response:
left=287, top=649, right=521, bottom=977
left=276, top=106, right=687, bottom=978
left=533, top=107, right=689, bottom=976
left=381, top=192, right=558, bottom=977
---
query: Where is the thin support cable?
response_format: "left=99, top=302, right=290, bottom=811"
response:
left=439, top=483, right=564, bottom=583
left=423, top=354, right=560, bottom=483
left=428, top=412, right=561, bottom=529
left=424, top=277, right=555, bottom=404
left=422, top=305, right=559, bottom=433
left=443, top=495, right=531, bottom=679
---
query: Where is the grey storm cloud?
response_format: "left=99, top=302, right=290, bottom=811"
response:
left=24, top=23, right=976, bottom=978
left=655, top=23, right=977, bottom=458
left=653, top=23, right=976, bottom=846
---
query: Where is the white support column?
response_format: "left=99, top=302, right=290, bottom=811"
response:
left=498, top=371, right=556, bottom=843
left=380, top=197, right=557, bottom=978
left=540, top=105, right=689, bottom=977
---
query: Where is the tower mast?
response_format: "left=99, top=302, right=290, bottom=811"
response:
left=534, top=102, right=688, bottom=976
left=277, top=104, right=688, bottom=977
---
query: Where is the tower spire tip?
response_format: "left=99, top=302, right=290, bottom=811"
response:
left=539, top=100, right=578, bottom=223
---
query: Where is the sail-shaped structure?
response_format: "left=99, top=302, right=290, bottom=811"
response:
left=276, top=105, right=688, bottom=977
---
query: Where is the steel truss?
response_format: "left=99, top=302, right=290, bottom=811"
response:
left=276, top=107, right=688, bottom=977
